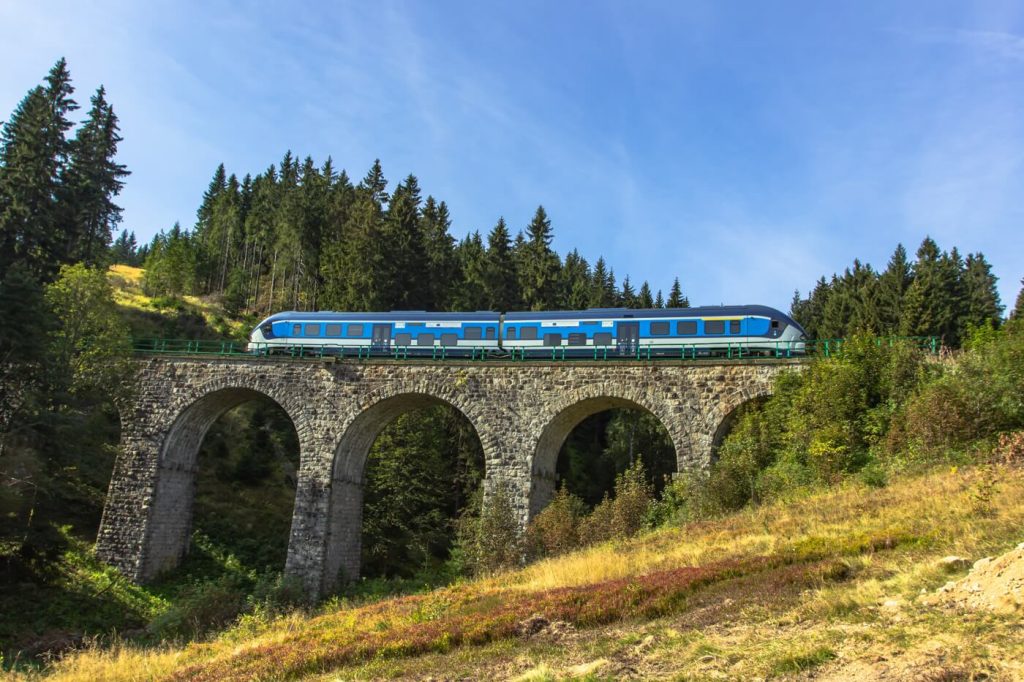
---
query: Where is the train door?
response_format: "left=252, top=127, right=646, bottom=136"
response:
left=616, top=321, right=640, bottom=356
left=371, top=324, right=392, bottom=352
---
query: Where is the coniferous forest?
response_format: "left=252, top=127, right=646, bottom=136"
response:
left=3, top=59, right=1024, bottom=666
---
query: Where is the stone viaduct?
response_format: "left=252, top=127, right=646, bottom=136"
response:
left=96, top=356, right=800, bottom=596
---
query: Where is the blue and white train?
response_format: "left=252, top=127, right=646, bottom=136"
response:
left=247, top=305, right=807, bottom=358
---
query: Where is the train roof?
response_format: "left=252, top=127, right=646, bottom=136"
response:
left=257, top=310, right=500, bottom=326
left=503, top=305, right=794, bottom=321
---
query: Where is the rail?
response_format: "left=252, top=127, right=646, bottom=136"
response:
left=131, top=336, right=940, bottom=361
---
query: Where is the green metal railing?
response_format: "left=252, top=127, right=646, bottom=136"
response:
left=131, top=336, right=940, bottom=361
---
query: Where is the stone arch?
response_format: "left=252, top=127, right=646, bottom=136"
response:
left=315, top=383, right=493, bottom=594
left=703, top=386, right=774, bottom=467
left=139, top=379, right=308, bottom=581
left=529, top=384, right=683, bottom=519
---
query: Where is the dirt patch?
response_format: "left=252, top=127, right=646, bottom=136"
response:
left=923, top=542, right=1024, bottom=615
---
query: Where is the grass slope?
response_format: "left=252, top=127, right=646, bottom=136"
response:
left=24, top=464, right=1024, bottom=681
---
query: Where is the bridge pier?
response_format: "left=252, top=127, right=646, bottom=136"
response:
left=96, top=358, right=797, bottom=597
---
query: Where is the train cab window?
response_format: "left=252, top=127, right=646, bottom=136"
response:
left=394, top=333, right=412, bottom=346
left=346, top=324, right=364, bottom=337
left=594, top=332, right=613, bottom=346
left=464, top=326, right=483, bottom=340
left=771, top=320, right=780, bottom=329
left=292, top=324, right=301, bottom=336
left=729, top=320, right=740, bottom=334
left=650, top=322, right=669, bottom=336
left=441, top=333, right=458, bottom=346
left=705, top=320, right=725, bottom=335
left=486, top=327, right=496, bottom=340
left=506, top=327, right=517, bottom=339
left=325, top=324, right=342, bottom=336
left=544, top=333, right=562, bottom=346
left=568, top=333, right=587, bottom=346
left=417, top=333, right=435, bottom=346
left=677, top=321, right=697, bottom=335
left=304, top=323, right=321, bottom=336
left=520, top=327, right=538, bottom=340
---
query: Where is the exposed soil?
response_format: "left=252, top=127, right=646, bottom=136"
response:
left=925, top=543, right=1024, bottom=615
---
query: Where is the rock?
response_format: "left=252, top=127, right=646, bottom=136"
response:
left=938, top=555, right=971, bottom=571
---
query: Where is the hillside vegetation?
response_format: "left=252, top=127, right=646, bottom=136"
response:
left=19, top=463, right=1024, bottom=680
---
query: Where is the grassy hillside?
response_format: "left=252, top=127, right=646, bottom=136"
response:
left=107, top=265, right=251, bottom=341
left=20, top=463, right=1024, bottom=680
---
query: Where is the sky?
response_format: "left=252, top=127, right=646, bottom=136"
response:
left=2, top=1, right=1023, bottom=311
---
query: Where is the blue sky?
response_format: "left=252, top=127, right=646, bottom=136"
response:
left=2, top=1, right=1023, bottom=310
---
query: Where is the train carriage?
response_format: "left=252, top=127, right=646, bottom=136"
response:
left=248, top=311, right=502, bottom=357
left=502, top=306, right=806, bottom=358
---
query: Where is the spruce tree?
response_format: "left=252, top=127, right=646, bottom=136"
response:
left=0, top=59, right=78, bottom=279
left=654, top=289, right=665, bottom=308
left=900, top=237, right=961, bottom=344
left=453, top=231, right=487, bottom=311
left=667, top=277, right=688, bottom=308
left=638, top=281, right=654, bottom=308
left=876, top=244, right=912, bottom=333
left=518, top=206, right=560, bottom=310
left=619, top=275, right=637, bottom=308
left=381, top=174, right=426, bottom=309
left=420, top=197, right=457, bottom=310
left=60, top=86, right=129, bottom=266
left=589, top=257, right=615, bottom=307
left=1012, top=278, right=1024, bottom=320
left=961, top=253, right=1002, bottom=334
left=484, top=217, right=518, bottom=311
left=559, top=248, right=591, bottom=309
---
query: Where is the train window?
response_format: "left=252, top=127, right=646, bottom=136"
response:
left=292, top=324, right=301, bottom=336
left=417, top=333, right=435, bottom=346
left=594, top=332, right=613, bottom=346
left=650, top=322, right=669, bottom=336
left=464, top=326, right=483, bottom=340
left=441, top=333, right=458, bottom=346
left=705, top=320, right=725, bottom=334
left=771, top=320, right=780, bottom=329
left=506, top=327, right=517, bottom=339
left=520, top=327, right=538, bottom=340
left=394, top=333, right=412, bottom=346
left=407, top=322, right=425, bottom=327
left=304, top=323, right=321, bottom=336
left=568, top=333, right=587, bottom=346
left=486, top=327, right=496, bottom=340
left=544, top=333, right=562, bottom=346
left=325, top=324, right=342, bottom=336
left=677, top=321, right=697, bottom=335
left=347, top=324, right=364, bottom=337
left=729, top=320, right=740, bottom=334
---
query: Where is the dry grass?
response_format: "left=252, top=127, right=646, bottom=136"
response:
left=17, top=465, right=1024, bottom=681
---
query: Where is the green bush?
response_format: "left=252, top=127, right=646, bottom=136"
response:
left=525, top=486, right=587, bottom=559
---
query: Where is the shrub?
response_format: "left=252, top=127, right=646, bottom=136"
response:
left=147, top=573, right=248, bottom=641
left=576, top=460, right=654, bottom=546
left=525, top=486, right=587, bottom=559
left=453, top=483, right=523, bottom=575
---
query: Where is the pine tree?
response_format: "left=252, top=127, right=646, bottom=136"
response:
left=619, top=275, right=637, bottom=308
left=876, top=244, right=912, bottom=333
left=518, top=206, right=561, bottom=310
left=484, top=217, right=518, bottom=311
left=453, top=231, right=487, bottom=311
left=0, top=59, right=78, bottom=279
left=654, top=289, right=664, bottom=308
left=901, top=237, right=961, bottom=344
left=381, top=174, right=426, bottom=309
left=638, top=281, right=654, bottom=308
left=560, top=249, right=591, bottom=309
left=59, top=86, right=129, bottom=266
left=1012, top=278, right=1024, bottom=320
left=667, top=277, right=688, bottom=308
left=419, top=197, right=457, bottom=310
left=961, top=252, right=1002, bottom=334
left=589, top=257, right=616, bottom=307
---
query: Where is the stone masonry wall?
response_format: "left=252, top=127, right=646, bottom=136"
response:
left=96, top=356, right=800, bottom=596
